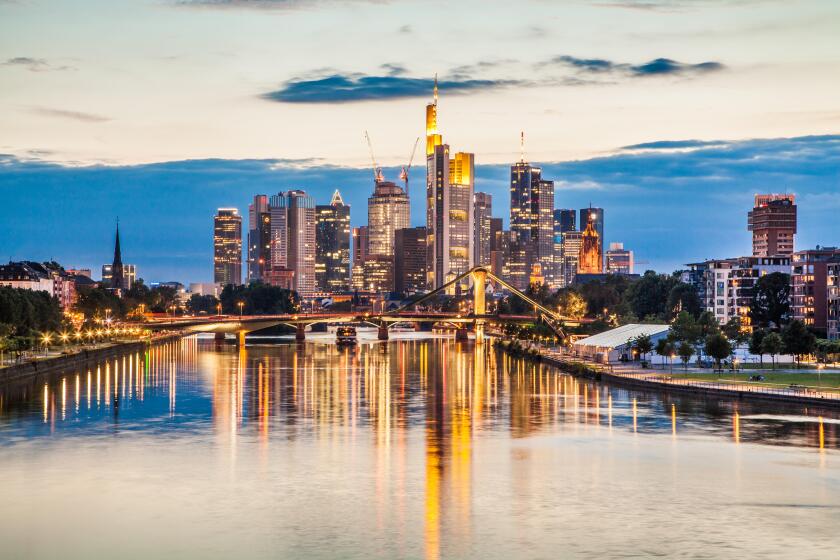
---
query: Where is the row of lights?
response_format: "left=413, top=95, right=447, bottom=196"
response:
left=41, top=327, right=147, bottom=346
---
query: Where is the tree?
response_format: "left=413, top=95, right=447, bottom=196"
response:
left=761, top=332, right=784, bottom=370
left=781, top=320, right=816, bottom=365
left=705, top=333, right=733, bottom=372
left=722, top=317, right=749, bottom=369
left=678, top=341, right=694, bottom=370
left=749, top=329, right=766, bottom=366
left=632, top=333, right=654, bottom=364
left=220, top=283, right=300, bottom=315
left=749, top=272, right=791, bottom=329
left=557, top=291, right=587, bottom=320
left=670, top=311, right=701, bottom=345
left=624, top=271, right=680, bottom=321
left=655, top=337, right=675, bottom=370
left=666, top=283, right=702, bottom=319
left=187, top=294, right=219, bottom=315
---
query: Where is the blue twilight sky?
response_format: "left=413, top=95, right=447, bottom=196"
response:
left=1, top=0, right=839, bottom=283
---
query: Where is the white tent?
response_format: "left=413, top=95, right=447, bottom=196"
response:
left=572, top=324, right=670, bottom=364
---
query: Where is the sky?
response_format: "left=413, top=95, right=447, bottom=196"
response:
left=1, top=0, right=839, bottom=283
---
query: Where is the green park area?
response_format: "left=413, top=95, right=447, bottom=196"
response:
left=656, top=370, right=840, bottom=393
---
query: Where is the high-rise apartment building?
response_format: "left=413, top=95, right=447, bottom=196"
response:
left=791, top=247, right=840, bottom=335
left=395, top=227, right=427, bottom=295
left=605, top=242, right=634, bottom=275
left=748, top=194, right=797, bottom=257
left=247, top=195, right=269, bottom=282
left=213, top=208, right=242, bottom=286
left=315, top=190, right=351, bottom=292
left=473, top=192, right=493, bottom=267
left=510, top=158, right=554, bottom=289
left=425, top=81, right=474, bottom=289
left=578, top=207, right=604, bottom=267
left=827, top=261, right=840, bottom=340
left=578, top=211, right=603, bottom=275
left=561, top=231, right=582, bottom=287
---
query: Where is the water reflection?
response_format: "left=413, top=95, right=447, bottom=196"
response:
left=0, top=336, right=838, bottom=559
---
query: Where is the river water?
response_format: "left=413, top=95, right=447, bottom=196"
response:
left=1, top=334, right=838, bottom=559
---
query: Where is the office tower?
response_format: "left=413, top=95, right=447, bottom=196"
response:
left=605, top=242, right=634, bottom=274
left=395, top=227, right=427, bottom=295
left=578, top=210, right=603, bottom=274
left=315, top=190, right=351, bottom=292
left=578, top=207, right=604, bottom=266
left=109, top=222, right=124, bottom=290
left=368, top=181, right=410, bottom=258
left=510, top=158, right=554, bottom=289
left=247, top=195, right=269, bottom=281
left=285, top=190, right=316, bottom=296
left=791, top=247, right=840, bottom=335
left=491, top=229, right=511, bottom=281
left=264, top=191, right=315, bottom=296
left=553, top=209, right=576, bottom=288
left=561, top=230, right=583, bottom=286
left=363, top=255, right=393, bottom=293
left=748, top=194, right=797, bottom=256
left=425, top=80, right=474, bottom=289
left=351, top=226, right=368, bottom=291
left=473, top=192, right=493, bottom=267
left=214, top=208, right=242, bottom=286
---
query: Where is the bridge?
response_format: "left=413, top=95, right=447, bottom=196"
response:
left=138, top=267, right=579, bottom=344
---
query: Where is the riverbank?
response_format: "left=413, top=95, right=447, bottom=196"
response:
left=0, top=332, right=183, bottom=384
left=493, top=338, right=840, bottom=409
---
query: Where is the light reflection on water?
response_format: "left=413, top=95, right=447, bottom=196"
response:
left=0, top=335, right=839, bottom=559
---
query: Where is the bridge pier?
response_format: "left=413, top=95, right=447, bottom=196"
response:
left=472, top=268, right=487, bottom=344
left=378, top=324, right=389, bottom=341
left=214, top=332, right=226, bottom=343
left=237, top=330, right=246, bottom=347
left=295, top=324, right=306, bottom=342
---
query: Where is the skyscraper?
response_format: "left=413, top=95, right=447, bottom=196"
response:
left=748, top=194, right=797, bottom=256
left=265, top=191, right=316, bottom=296
left=247, top=194, right=269, bottom=282
left=510, top=157, right=554, bottom=289
left=351, top=226, right=368, bottom=291
left=213, top=208, right=242, bottom=286
left=561, top=230, right=583, bottom=287
left=286, top=190, right=316, bottom=296
left=368, top=181, right=410, bottom=258
left=491, top=227, right=511, bottom=281
left=315, top=190, right=351, bottom=292
left=553, top=209, right=576, bottom=288
left=579, top=207, right=604, bottom=267
left=395, top=227, right=427, bottom=295
left=578, top=210, right=603, bottom=275
left=110, top=221, right=123, bottom=291
left=425, top=80, right=474, bottom=289
left=473, top=192, right=493, bottom=267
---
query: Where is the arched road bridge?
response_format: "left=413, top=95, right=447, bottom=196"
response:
left=134, top=267, right=581, bottom=344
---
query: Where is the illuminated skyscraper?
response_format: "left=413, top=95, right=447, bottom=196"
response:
left=426, top=80, right=474, bottom=289
left=473, top=192, right=493, bottom=267
left=368, top=181, right=410, bottom=258
left=578, top=207, right=604, bottom=264
left=578, top=210, right=603, bottom=274
left=267, top=191, right=316, bottom=296
left=247, top=194, right=269, bottom=282
left=213, top=208, right=242, bottom=286
left=561, top=230, right=582, bottom=287
left=553, top=209, right=576, bottom=288
left=748, top=194, right=797, bottom=256
left=510, top=157, right=554, bottom=289
left=605, top=242, right=634, bottom=275
left=395, top=227, right=427, bottom=295
left=315, top=190, right=351, bottom=292
left=351, top=226, right=368, bottom=291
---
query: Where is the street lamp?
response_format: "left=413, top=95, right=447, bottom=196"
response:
left=41, top=332, right=51, bottom=356
left=238, top=301, right=244, bottom=319
left=217, top=302, right=222, bottom=316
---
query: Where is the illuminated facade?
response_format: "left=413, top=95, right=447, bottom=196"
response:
left=791, top=247, right=840, bottom=334
left=363, top=254, right=393, bottom=293
left=351, top=226, right=368, bottom=291
left=748, top=194, right=797, bottom=257
left=267, top=191, right=316, bottom=296
left=473, top=192, right=492, bottom=268
left=510, top=160, right=554, bottom=289
left=578, top=207, right=604, bottom=266
left=490, top=224, right=510, bottom=281
left=395, top=226, right=427, bottom=295
left=578, top=211, right=603, bottom=274
left=425, top=81, right=474, bottom=288
left=368, top=181, right=410, bottom=259
left=605, top=242, right=634, bottom=275
left=213, top=208, right=242, bottom=286
left=247, top=194, right=269, bottom=282
left=561, top=230, right=582, bottom=287
left=315, top=190, right=351, bottom=292
left=553, top=209, right=576, bottom=288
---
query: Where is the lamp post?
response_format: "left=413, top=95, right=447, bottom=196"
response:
left=41, top=332, right=51, bottom=357
left=238, top=301, right=244, bottom=320
left=217, top=302, right=222, bottom=316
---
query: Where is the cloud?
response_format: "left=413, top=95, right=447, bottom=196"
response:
left=595, top=0, right=769, bottom=11
left=398, top=24, right=412, bottom=34
left=175, top=0, right=384, bottom=9
left=262, top=73, right=522, bottom=103
left=379, top=63, right=407, bottom=76
left=1, top=57, right=72, bottom=72
left=29, top=106, right=111, bottom=123
left=546, top=55, right=725, bottom=78
left=622, top=139, right=729, bottom=151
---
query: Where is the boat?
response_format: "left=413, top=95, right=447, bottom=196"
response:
left=336, top=326, right=357, bottom=345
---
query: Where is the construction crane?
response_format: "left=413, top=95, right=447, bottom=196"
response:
left=399, top=136, right=420, bottom=198
left=364, top=130, right=384, bottom=184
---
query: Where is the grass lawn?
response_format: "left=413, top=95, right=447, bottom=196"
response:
left=658, top=371, right=840, bottom=393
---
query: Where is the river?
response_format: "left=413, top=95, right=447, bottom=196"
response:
left=1, top=334, right=838, bottom=559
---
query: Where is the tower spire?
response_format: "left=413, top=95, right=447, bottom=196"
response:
left=520, top=131, right=525, bottom=163
left=433, top=73, right=438, bottom=105
left=111, top=219, right=124, bottom=291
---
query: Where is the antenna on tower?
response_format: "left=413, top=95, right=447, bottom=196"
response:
left=433, top=73, right=438, bottom=105
left=520, top=131, right=525, bottom=163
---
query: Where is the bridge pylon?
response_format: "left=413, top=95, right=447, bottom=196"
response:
left=472, top=267, right=487, bottom=343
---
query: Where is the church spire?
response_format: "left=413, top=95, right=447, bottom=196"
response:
left=111, top=220, right=124, bottom=290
